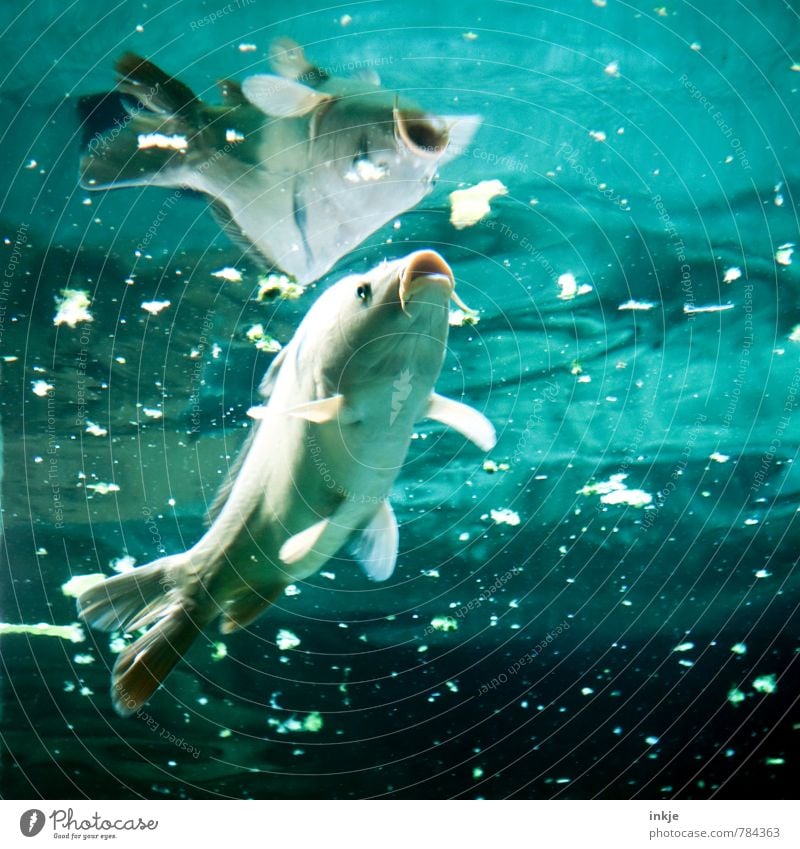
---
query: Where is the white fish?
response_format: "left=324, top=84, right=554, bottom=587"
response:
left=79, top=41, right=480, bottom=284
left=78, top=250, right=495, bottom=716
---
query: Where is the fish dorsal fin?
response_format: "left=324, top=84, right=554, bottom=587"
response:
left=269, top=37, right=329, bottom=85
left=242, top=74, right=332, bottom=118
left=286, top=394, right=344, bottom=423
left=425, top=392, right=497, bottom=451
left=354, top=500, right=399, bottom=582
left=204, top=424, right=259, bottom=525
left=279, top=517, right=329, bottom=564
left=259, top=346, right=288, bottom=400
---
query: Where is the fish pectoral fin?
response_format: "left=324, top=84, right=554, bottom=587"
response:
left=242, top=74, right=332, bottom=118
left=354, top=500, right=399, bottom=582
left=279, top=518, right=330, bottom=565
left=425, top=392, right=497, bottom=451
left=285, top=394, right=345, bottom=423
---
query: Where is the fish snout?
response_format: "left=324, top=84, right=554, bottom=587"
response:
left=393, top=109, right=449, bottom=158
left=399, top=250, right=454, bottom=312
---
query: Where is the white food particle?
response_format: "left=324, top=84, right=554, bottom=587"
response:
left=604, top=61, right=620, bottom=77
left=618, top=299, right=655, bottom=311
left=238, top=43, right=257, bottom=52
left=723, top=267, right=742, bottom=283
left=141, top=300, right=171, bottom=315
left=683, top=303, right=734, bottom=315
left=752, top=674, right=777, bottom=694
left=731, top=642, right=747, bottom=655
left=246, top=324, right=282, bottom=352
left=709, top=452, right=729, bottom=463
left=754, top=568, right=770, bottom=578
left=86, top=482, right=120, bottom=495
left=137, top=133, right=187, bottom=152
left=276, top=629, right=301, bottom=651
left=490, top=507, right=521, bottom=527
left=645, top=736, right=659, bottom=745
left=557, top=273, right=593, bottom=300
left=578, top=473, right=651, bottom=507
left=430, top=616, right=458, bottom=632
left=727, top=687, right=746, bottom=705
left=0, top=622, right=85, bottom=642
left=85, top=421, right=107, bottom=437
left=142, top=407, right=163, bottom=419
left=32, top=380, right=53, bottom=397
left=775, top=243, right=794, bottom=266
left=212, top=266, right=242, bottom=282
left=788, top=325, right=800, bottom=343
left=73, top=653, right=95, bottom=665
left=589, top=130, right=607, bottom=142
left=449, top=180, right=508, bottom=229
left=54, top=288, right=93, bottom=327
left=673, top=641, right=695, bottom=652
left=449, top=308, right=480, bottom=327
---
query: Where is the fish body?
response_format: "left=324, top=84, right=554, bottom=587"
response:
left=78, top=250, right=496, bottom=716
left=79, top=42, right=480, bottom=284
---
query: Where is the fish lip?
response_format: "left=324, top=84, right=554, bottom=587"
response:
left=393, top=107, right=449, bottom=159
left=399, top=250, right=454, bottom=311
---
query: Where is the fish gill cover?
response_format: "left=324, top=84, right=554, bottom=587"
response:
left=0, top=0, right=798, bottom=804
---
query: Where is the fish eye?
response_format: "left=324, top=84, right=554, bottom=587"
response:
left=356, top=283, right=372, bottom=303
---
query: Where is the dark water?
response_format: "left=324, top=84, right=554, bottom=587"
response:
left=1, top=0, right=798, bottom=799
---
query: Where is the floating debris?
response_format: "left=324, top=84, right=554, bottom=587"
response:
left=449, top=180, right=508, bottom=229
left=54, top=288, right=93, bottom=327
left=709, top=452, right=729, bottom=463
left=276, top=629, right=301, bottom=650
left=789, top=325, right=800, bottom=343
left=673, top=641, right=695, bottom=653
left=61, top=574, right=105, bottom=598
left=246, top=324, right=282, bottom=353
left=73, top=653, right=95, bottom=665
left=268, top=711, right=323, bottom=734
left=141, top=300, right=171, bottom=316
left=684, top=303, right=734, bottom=315
left=752, top=674, right=777, bottom=694
left=211, top=267, right=242, bottom=282
left=142, top=407, right=163, bottom=419
left=430, top=616, right=459, bottom=633
left=85, top=421, right=107, bottom=437
left=256, top=273, right=305, bottom=301
left=775, top=243, right=794, bottom=266
left=618, top=299, right=655, bottom=311
left=449, top=308, right=480, bottom=327
left=765, top=757, right=785, bottom=766
left=483, top=459, right=510, bottom=473
left=31, top=380, right=53, bottom=397
left=723, top=267, right=742, bottom=283
left=645, top=735, right=660, bottom=745
left=579, top=473, right=652, bottom=507
left=0, top=622, right=85, bottom=642
left=727, top=687, right=746, bottom=705
left=731, top=642, right=747, bottom=655
left=589, top=129, right=607, bottom=142
left=489, top=507, right=521, bottom=527
left=557, top=273, right=593, bottom=301
left=604, top=60, right=620, bottom=77
left=110, top=555, right=136, bottom=573
left=211, top=642, right=227, bottom=661
left=463, top=31, right=478, bottom=41
left=86, top=482, right=120, bottom=495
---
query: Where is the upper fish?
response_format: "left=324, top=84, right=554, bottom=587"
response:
left=79, top=39, right=480, bottom=284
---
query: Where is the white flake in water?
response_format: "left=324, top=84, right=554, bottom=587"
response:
left=673, top=642, right=695, bottom=652
left=618, top=299, right=655, bottom=311
left=752, top=674, right=777, bottom=694
left=137, top=133, right=187, bottom=152
left=141, top=300, right=171, bottom=315
left=709, top=452, right=729, bottom=463
left=723, top=267, right=742, bottom=283
left=73, top=653, right=95, bottom=665
left=238, top=43, right=257, bottom=52
left=600, top=488, right=652, bottom=508
left=449, top=180, right=508, bottom=229
left=85, top=421, right=107, bottom=437
left=224, top=128, right=245, bottom=143
left=54, top=289, right=93, bottom=327
left=109, top=637, right=127, bottom=654
left=86, top=482, right=120, bottom=495
left=684, top=303, right=734, bottom=315
left=604, top=60, right=620, bottom=77
left=731, top=642, right=747, bottom=655
left=775, top=243, right=794, bottom=266
left=276, top=629, right=301, bottom=650
left=61, top=573, right=105, bottom=598
left=490, top=507, right=521, bottom=527
left=431, top=616, right=459, bottom=632
left=727, top=687, right=746, bottom=705
left=645, top=736, right=659, bottom=745
left=246, top=324, right=282, bottom=352
left=581, top=687, right=594, bottom=696
left=557, top=273, right=593, bottom=300
left=110, top=554, right=136, bottom=573
left=754, top=568, right=771, bottom=579
left=458, top=532, right=470, bottom=542
left=0, top=622, right=85, bottom=642
left=449, top=308, right=480, bottom=327
left=32, top=380, right=53, bottom=397
left=788, top=325, right=800, bottom=343
left=142, top=407, right=162, bottom=419
left=284, top=584, right=301, bottom=597
left=589, top=130, right=607, bottom=142
left=212, top=267, right=242, bottom=282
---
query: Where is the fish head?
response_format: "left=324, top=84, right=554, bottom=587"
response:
left=309, top=250, right=460, bottom=393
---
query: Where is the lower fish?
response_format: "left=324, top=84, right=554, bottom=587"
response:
left=77, top=250, right=496, bottom=716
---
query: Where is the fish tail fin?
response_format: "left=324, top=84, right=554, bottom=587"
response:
left=79, top=52, right=203, bottom=191
left=77, top=554, right=205, bottom=717
left=110, top=603, right=203, bottom=717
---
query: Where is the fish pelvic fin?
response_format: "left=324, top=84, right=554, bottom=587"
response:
left=111, top=602, right=204, bottom=718
left=425, top=392, right=497, bottom=451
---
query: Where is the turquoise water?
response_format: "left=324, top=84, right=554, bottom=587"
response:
left=1, top=0, right=798, bottom=799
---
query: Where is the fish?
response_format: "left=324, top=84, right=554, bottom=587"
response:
left=77, top=249, right=496, bottom=716
left=78, top=39, right=480, bottom=284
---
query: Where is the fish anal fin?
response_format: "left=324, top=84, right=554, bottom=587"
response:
left=219, top=584, right=286, bottom=634
left=279, top=518, right=330, bottom=565
left=242, top=74, right=332, bottom=118
left=208, top=200, right=272, bottom=267
left=354, top=500, right=399, bottom=582
left=425, top=392, right=496, bottom=451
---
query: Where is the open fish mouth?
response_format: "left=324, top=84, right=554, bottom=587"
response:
left=393, top=107, right=449, bottom=158
left=399, top=250, right=476, bottom=315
